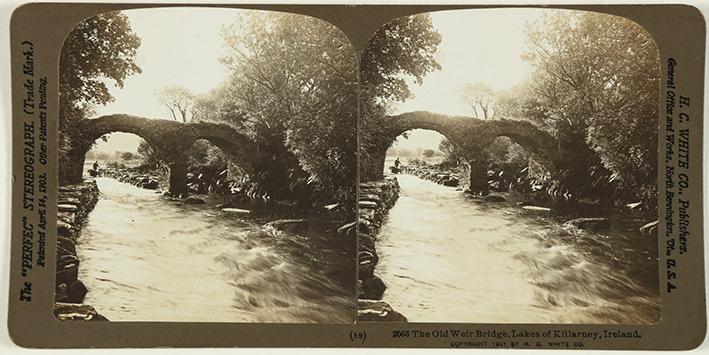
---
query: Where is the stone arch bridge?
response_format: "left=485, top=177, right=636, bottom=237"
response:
left=65, top=111, right=559, bottom=195
left=64, top=114, right=256, bottom=195
left=365, top=111, right=560, bottom=194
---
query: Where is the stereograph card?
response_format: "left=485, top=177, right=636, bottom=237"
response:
left=6, top=2, right=707, bottom=349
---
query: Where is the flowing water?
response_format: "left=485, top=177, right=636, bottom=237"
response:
left=376, top=174, right=660, bottom=324
left=77, top=177, right=355, bottom=323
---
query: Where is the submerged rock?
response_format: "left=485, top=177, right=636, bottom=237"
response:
left=183, top=196, right=206, bottom=205
left=626, top=201, right=643, bottom=209
left=323, top=203, right=339, bottom=211
left=276, top=199, right=298, bottom=207
left=357, top=300, right=407, bottom=322
left=484, top=194, right=506, bottom=202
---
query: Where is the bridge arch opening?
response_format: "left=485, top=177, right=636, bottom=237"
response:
left=384, top=129, right=450, bottom=174
left=82, top=132, right=160, bottom=178
left=483, top=136, right=552, bottom=194
left=184, top=138, right=252, bottom=195
left=80, top=133, right=169, bottom=191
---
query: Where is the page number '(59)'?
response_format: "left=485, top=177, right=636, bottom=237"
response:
left=349, top=330, right=367, bottom=344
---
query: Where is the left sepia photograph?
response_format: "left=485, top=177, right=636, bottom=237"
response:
left=53, top=7, right=358, bottom=323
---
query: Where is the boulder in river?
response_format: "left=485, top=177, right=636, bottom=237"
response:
left=222, top=208, right=251, bottom=215
left=522, top=205, right=551, bottom=212
left=564, top=217, right=610, bottom=232
left=142, top=180, right=159, bottom=189
left=357, top=300, right=407, bottom=322
left=626, top=201, right=642, bottom=210
left=359, top=276, right=386, bottom=300
left=442, top=177, right=459, bottom=187
left=265, top=219, right=309, bottom=234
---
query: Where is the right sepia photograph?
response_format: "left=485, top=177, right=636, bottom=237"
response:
left=358, top=8, right=661, bottom=324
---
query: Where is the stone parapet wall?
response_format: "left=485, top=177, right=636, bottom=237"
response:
left=55, top=179, right=107, bottom=321
left=357, top=176, right=407, bottom=322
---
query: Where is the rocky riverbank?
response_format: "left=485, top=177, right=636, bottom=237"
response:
left=399, top=164, right=658, bottom=233
left=98, top=167, right=162, bottom=190
left=400, top=164, right=461, bottom=187
left=357, top=176, right=407, bottom=322
left=55, top=179, right=107, bottom=321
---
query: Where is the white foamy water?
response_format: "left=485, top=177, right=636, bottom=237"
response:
left=77, top=177, right=355, bottom=323
left=376, top=174, right=660, bottom=324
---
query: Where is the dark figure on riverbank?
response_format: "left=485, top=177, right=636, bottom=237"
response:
left=390, top=157, right=401, bottom=174
left=89, top=161, right=100, bottom=177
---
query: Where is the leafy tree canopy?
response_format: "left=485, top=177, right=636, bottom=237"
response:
left=523, top=11, right=660, bottom=205
left=60, top=11, right=141, bottom=117
left=360, top=14, right=442, bottom=181
left=217, top=12, right=358, bottom=208
left=59, top=11, right=142, bottom=184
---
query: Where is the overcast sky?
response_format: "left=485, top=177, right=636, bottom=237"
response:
left=87, top=7, right=554, bottom=154
left=91, top=7, right=240, bottom=153
left=390, top=8, right=549, bottom=152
